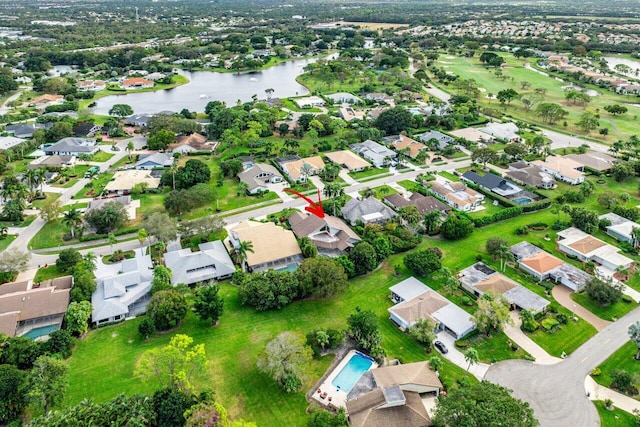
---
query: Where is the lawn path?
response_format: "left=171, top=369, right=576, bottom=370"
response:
left=552, top=286, right=611, bottom=331
left=503, top=312, right=563, bottom=365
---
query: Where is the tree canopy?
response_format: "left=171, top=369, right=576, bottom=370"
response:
left=257, top=332, right=312, bottom=393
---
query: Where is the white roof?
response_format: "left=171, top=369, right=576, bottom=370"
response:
left=164, top=240, right=235, bottom=285
left=431, top=304, right=475, bottom=338
left=0, top=136, right=25, bottom=150
left=389, top=277, right=429, bottom=302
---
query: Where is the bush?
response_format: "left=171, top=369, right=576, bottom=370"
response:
left=555, top=313, right=568, bottom=324
left=622, top=294, right=634, bottom=304
left=541, top=317, right=560, bottom=332
left=461, top=296, right=473, bottom=306
left=454, top=340, right=471, bottom=349
left=590, top=368, right=601, bottom=377
left=515, top=226, right=529, bottom=236
left=147, top=290, right=188, bottom=331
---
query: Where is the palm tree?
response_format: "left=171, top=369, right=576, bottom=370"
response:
left=464, top=347, right=479, bottom=371
left=23, top=169, right=38, bottom=200
left=300, top=162, right=313, bottom=186
left=631, top=226, right=640, bottom=248
left=34, top=168, right=47, bottom=196
left=170, top=162, right=178, bottom=190
left=126, top=141, right=135, bottom=160
left=234, top=240, right=254, bottom=272
left=83, top=252, right=97, bottom=269
left=323, top=182, right=344, bottom=216
left=238, top=181, right=250, bottom=196
left=498, top=244, right=513, bottom=272
left=108, top=234, right=117, bottom=257
left=63, top=209, right=82, bottom=239
left=138, top=228, right=148, bottom=256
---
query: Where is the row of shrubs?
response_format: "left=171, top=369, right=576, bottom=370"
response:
left=463, top=206, right=523, bottom=227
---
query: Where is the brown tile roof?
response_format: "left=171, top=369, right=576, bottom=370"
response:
left=282, top=156, right=325, bottom=180
left=475, top=275, right=517, bottom=294
left=229, top=221, right=302, bottom=267
left=288, top=212, right=360, bottom=252
left=568, top=236, right=607, bottom=255
left=388, top=290, right=448, bottom=326
left=521, top=252, right=564, bottom=274
left=346, top=388, right=431, bottom=427
left=372, top=361, right=442, bottom=389
left=325, top=150, right=371, bottom=170
left=170, top=133, right=212, bottom=151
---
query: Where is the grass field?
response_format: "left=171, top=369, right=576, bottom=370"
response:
left=34, top=265, right=67, bottom=282
left=593, top=340, right=640, bottom=391
left=74, top=172, right=114, bottom=199
left=434, top=53, right=640, bottom=141
left=594, top=400, right=639, bottom=426
left=571, top=292, right=637, bottom=321
left=0, top=235, right=16, bottom=251
left=29, top=220, right=72, bottom=250
left=64, top=260, right=475, bottom=426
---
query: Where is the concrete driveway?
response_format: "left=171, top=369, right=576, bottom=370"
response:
left=435, top=331, right=490, bottom=381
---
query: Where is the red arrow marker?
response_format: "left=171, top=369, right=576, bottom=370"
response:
left=284, top=188, right=325, bottom=218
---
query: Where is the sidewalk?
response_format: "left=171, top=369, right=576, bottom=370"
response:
left=585, top=376, right=640, bottom=415
left=552, top=286, right=611, bottom=331
left=503, top=312, right=563, bottom=365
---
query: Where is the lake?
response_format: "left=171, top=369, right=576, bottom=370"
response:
left=92, top=56, right=334, bottom=115
left=604, top=56, right=640, bottom=76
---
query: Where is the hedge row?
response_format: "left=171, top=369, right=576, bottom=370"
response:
left=465, top=206, right=523, bottom=227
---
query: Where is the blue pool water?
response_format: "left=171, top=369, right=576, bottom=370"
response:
left=23, top=325, right=59, bottom=340
left=513, top=197, right=532, bottom=205
left=276, top=264, right=298, bottom=272
left=331, top=352, right=374, bottom=393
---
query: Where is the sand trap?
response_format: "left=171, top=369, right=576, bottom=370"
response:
left=445, top=56, right=455, bottom=59
left=478, top=87, right=487, bottom=92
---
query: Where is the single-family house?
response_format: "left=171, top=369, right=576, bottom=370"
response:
left=124, top=114, right=154, bottom=127
left=510, top=241, right=592, bottom=291
left=363, top=92, right=395, bottom=104
left=462, top=171, right=522, bottom=197
left=73, top=122, right=102, bottom=137
left=449, top=127, right=492, bottom=144
left=164, top=241, right=235, bottom=285
left=44, top=138, right=99, bottom=156
left=104, top=170, right=161, bottom=194
left=383, top=193, right=449, bottom=216
left=0, top=276, right=73, bottom=339
left=557, top=227, right=634, bottom=273
left=386, top=135, right=427, bottom=159
left=416, top=130, right=454, bottom=151
left=532, top=156, right=584, bottom=185
left=325, top=92, right=363, bottom=104
left=459, top=262, right=549, bottom=313
left=505, top=162, right=556, bottom=189
left=479, top=122, right=520, bottom=142
left=388, top=277, right=475, bottom=338
left=77, top=80, right=106, bottom=92
left=28, top=155, right=76, bottom=169
left=91, top=255, right=153, bottom=326
left=86, top=195, right=139, bottom=220
left=135, top=152, right=175, bottom=170
left=278, top=156, right=325, bottom=182
left=428, top=181, right=483, bottom=211
left=0, top=136, right=25, bottom=151
left=342, top=196, right=397, bottom=226
left=169, top=133, right=213, bottom=153
left=346, top=361, right=442, bottom=427
left=146, top=72, right=167, bottom=81
left=28, top=94, right=64, bottom=109
left=121, top=78, right=154, bottom=90
left=325, top=150, right=371, bottom=171
left=339, top=107, right=366, bottom=121
left=228, top=220, right=303, bottom=272
left=289, top=211, right=361, bottom=256
left=565, top=152, right=617, bottom=173
left=5, top=123, right=52, bottom=138
left=599, top=212, right=640, bottom=244
left=294, top=96, right=325, bottom=108
left=238, top=163, right=283, bottom=194
left=351, top=140, right=397, bottom=168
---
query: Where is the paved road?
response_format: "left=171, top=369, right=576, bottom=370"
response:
left=485, top=304, right=640, bottom=427
left=0, top=87, right=27, bottom=115
left=542, top=129, right=610, bottom=153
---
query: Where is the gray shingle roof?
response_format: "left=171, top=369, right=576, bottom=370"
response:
left=341, top=196, right=396, bottom=224
left=164, top=241, right=235, bottom=285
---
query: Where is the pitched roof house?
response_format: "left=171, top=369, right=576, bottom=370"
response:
left=28, top=154, right=76, bottom=169
left=565, top=152, right=616, bottom=172
left=238, top=163, right=283, bottom=194
left=388, top=135, right=427, bottom=158
left=28, top=94, right=64, bottom=109
left=384, top=193, right=449, bottom=216
left=169, top=133, right=213, bottom=153
left=510, top=241, right=592, bottom=291
left=459, top=262, right=549, bottom=313
left=228, top=221, right=303, bottom=272
left=104, top=170, right=161, bottom=193
left=44, top=138, right=99, bottom=155
left=479, top=122, right=520, bottom=142
left=325, top=150, right=371, bottom=171
left=278, top=156, right=325, bottom=181
left=461, top=171, right=522, bottom=197
left=339, top=107, right=366, bottom=122
left=532, top=156, right=584, bottom=185
left=428, top=181, right=483, bottom=211
left=135, top=152, right=175, bottom=170
left=346, top=361, right=442, bottom=427
left=449, top=127, right=492, bottom=144
left=86, top=195, right=138, bottom=220
left=416, top=130, right=454, bottom=150
left=341, top=196, right=397, bottom=225
left=164, top=241, right=235, bottom=285
left=557, top=227, right=634, bottom=273
left=0, top=276, right=73, bottom=338
left=5, top=123, right=52, bottom=138
left=121, top=78, right=154, bottom=89
left=505, top=162, right=556, bottom=189
left=351, top=140, right=397, bottom=168
left=288, top=211, right=361, bottom=256
left=92, top=255, right=153, bottom=326
left=73, top=122, right=102, bottom=137
left=388, top=277, right=475, bottom=338
left=599, top=212, right=640, bottom=244
left=124, top=113, right=154, bottom=127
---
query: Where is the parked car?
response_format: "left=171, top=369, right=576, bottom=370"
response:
left=434, top=340, right=448, bottom=354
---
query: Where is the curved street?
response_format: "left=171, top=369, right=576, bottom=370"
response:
left=485, top=305, right=640, bottom=427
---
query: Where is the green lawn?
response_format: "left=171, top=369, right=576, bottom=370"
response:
left=348, top=167, right=390, bottom=180
left=62, top=202, right=88, bottom=212
left=74, top=172, right=114, bottom=199
left=595, top=400, right=639, bottom=427
left=0, top=214, right=36, bottom=228
left=358, top=185, right=398, bottom=199
left=526, top=309, right=597, bottom=357
left=397, top=179, right=421, bottom=192
left=34, top=265, right=68, bottom=282
left=64, top=260, right=475, bottom=426
left=92, top=151, right=115, bottom=162
left=0, top=235, right=16, bottom=251
left=29, top=220, right=73, bottom=250
left=571, top=292, right=637, bottom=321
left=594, top=341, right=640, bottom=391
left=461, top=330, right=531, bottom=363
left=30, top=194, right=60, bottom=210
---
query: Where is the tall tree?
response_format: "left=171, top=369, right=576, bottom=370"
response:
left=296, top=257, right=348, bottom=298
left=27, top=356, right=67, bottom=414
left=464, top=347, right=479, bottom=371
left=473, top=292, right=513, bottom=335
left=135, top=334, right=206, bottom=392
left=0, top=364, right=28, bottom=424
left=62, top=209, right=82, bottom=239
left=347, top=308, right=382, bottom=355
left=629, top=321, right=640, bottom=360
left=257, top=332, right=313, bottom=393
left=193, top=283, right=225, bottom=325
left=64, top=301, right=93, bottom=336
left=142, top=212, right=177, bottom=243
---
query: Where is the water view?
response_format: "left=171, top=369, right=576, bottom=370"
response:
left=92, top=56, right=331, bottom=115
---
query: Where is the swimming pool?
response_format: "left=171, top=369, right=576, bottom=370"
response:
left=331, top=351, right=374, bottom=393
left=275, top=264, right=298, bottom=272
left=512, top=197, right=533, bottom=205
left=22, top=325, right=59, bottom=340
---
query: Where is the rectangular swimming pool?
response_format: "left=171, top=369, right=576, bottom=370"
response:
left=331, top=351, right=374, bottom=393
